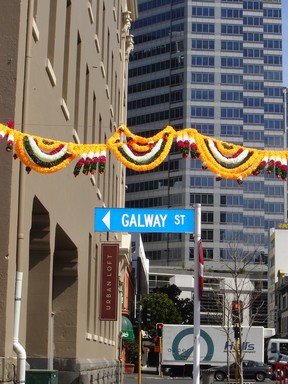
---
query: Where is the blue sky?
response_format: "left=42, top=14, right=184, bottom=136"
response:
left=283, top=2, right=288, bottom=86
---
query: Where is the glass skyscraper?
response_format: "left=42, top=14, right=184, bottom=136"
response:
left=126, top=0, right=284, bottom=287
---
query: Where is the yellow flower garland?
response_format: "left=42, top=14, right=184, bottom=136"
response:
left=1, top=122, right=288, bottom=181
left=107, top=125, right=175, bottom=172
left=195, top=134, right=258, bottom=179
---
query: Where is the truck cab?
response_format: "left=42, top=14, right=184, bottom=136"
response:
left=267, top=339, right=288, bottom=363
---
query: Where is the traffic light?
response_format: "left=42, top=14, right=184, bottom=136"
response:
left=156, top=323, right=163, bottom=337
left=231, top=300, right=243, bottom=324
left=231, top=301, right=239, bottom=324
left=142, top=305, right=151, bottom=324
left=153, top=336, right=159, bottom=344
left=233, top=325, right=240, bottom=339
left=153, top=336, right=160, bottom=352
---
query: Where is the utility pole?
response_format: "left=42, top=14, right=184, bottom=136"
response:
left=283, top=87, right=288, bottom=223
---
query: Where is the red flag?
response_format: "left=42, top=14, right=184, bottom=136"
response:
left=198, top=240, right=204, bottom=300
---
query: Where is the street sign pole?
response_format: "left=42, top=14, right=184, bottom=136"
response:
left=193, top=204, right=201, bottom=384
left=94, top=206, right=199, bottom=382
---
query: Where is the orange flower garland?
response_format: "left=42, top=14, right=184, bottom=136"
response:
left=0, top=122, right=288, bottom=182
left=106, top=125, right=175, bottom=172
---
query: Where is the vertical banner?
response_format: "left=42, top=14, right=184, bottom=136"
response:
left=198, top=239, right=204, bottom=300
left=100, top=243, right=119, bottom=320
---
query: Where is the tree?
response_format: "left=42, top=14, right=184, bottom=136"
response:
left=140, top=291, right=182, bottom=335
left=205, top=238, right=267, bottom=384
left=153, top=284, right=194, bottom=324
left=153, top=284, right=182, bottom=301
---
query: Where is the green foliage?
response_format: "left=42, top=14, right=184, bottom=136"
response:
left=140, top=290, right=183, bottom=335
left=139, top=284, right=195, bottom=335
left=154, top=284, right=182, bottom=301
left=154, top=284, right=194, bottom=325
left=123, top=339, right=138, bottom=364
left=179, top=297, right=194, bottom=324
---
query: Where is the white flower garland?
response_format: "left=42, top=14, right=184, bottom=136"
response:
left=121, top=138, right=164, bottom=163
left=208, top=139, right=250, bottom=165
left=28, top=137, right=68, bottom=162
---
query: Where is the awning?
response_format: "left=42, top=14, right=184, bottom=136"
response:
left=121, top=316, right=135, bottom=340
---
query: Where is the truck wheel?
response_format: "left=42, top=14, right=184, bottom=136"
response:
left=255, top=372, right=266, bottom=382
left=214, top=371, right=226, bottom=381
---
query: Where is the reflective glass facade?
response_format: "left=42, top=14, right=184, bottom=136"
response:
left=126, top=0, right=284, bottom=275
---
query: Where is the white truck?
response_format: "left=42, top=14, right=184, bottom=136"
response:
left=160, top=324, right=275, bottom=374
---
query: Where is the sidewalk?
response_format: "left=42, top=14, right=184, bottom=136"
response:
left=124, top=367, right=158, bottom=376
left=124, top=366, right=159, bottom=381
left=141, top=367, right=159, bottom=375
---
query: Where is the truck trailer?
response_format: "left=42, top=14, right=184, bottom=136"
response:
left=160, top=324, right=275, bottom=374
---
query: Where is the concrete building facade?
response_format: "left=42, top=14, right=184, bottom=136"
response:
left=268, top=227, right=288, bottom=330
left=0, top=1, right=137, bottom=383
left=275, top=271, right=288, bottom=337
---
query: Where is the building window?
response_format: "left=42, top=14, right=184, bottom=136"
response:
left=220, top=195, right=243, bottom=206
left=190, top=177, right=214, bottom=188
left=220, top=229, right=243, bottom=242
left=243, top=16, right=263, bottom=26
left=192, top=73, right=214, bottom=83
left=192, top=7, right=215, bottom=17
left=192, top=89, right=214, bottom=100
left=243, top=32, right=263, bottom=42
left=221, top=74, right=243, bottom=84
left=243, top=216, right=265, bottom=228
left=190, top=193, right=214, bottom=206
left=264, top=135, right=283, bottom=148
left=191, top=107, right=214, bottom=118
left=189, top=247, right=213, bottom=260
left=192, top=23, right=215, bottom=34
left=202, top=212, right=214, bottom=223
left=220, top=212, right=243, bottom=224
left=221, top=57, right=243, bottom=68
left=221, top=25, right=242, bottom=35
left=192, top=39, right=215, bottom=50
left=193, top=124, right=214, bottom=136
left=221, top=108, right=243, bottom=119
left=221, top=125, right=243, bottom=136
left=192, top=56, right=215, bottom=67
left=243, top=1, right=262, bottom=10
left=221, top=8, right=242, bottom=18
left=221, top=91, right=243, bottom=102
left=201, top=229, right=213, bottom=241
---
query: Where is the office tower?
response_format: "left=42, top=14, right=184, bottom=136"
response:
left=126, top=0, right=284, bottom=316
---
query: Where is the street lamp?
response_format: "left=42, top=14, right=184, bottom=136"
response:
left=284, top=87, right=288, bottom=223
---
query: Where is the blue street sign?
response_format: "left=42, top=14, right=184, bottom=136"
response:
left=94, top=208, right=194, bottom=233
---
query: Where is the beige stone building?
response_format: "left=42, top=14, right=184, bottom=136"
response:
left=0, top=1, right=137, bottom=383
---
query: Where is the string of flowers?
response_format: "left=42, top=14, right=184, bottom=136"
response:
left=1, top=121, right=288, bottom=183
left=106, top=125, right=175, bottom=172
left=73, top=151, right=106, bottom=177
left=176, top=130, right=200, bottom=159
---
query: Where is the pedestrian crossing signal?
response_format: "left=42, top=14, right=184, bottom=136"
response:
left=156, top=323, right=163, bottom=337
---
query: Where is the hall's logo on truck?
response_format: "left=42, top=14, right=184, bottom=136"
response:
left=224, top=340, right=255, bottom=353
left=171, top=328, right=214, bottom=361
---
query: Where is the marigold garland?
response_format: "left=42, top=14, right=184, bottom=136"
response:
left=1, top=122, right=288, bottom=182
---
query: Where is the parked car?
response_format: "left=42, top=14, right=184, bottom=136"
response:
left=214, top=360, right=273, bottom=382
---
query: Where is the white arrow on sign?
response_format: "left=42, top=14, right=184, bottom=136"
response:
left=102, top=211, right=111, bottom=229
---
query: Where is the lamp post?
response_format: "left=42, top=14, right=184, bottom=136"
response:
left=283, top=87, right=288, bottom=223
